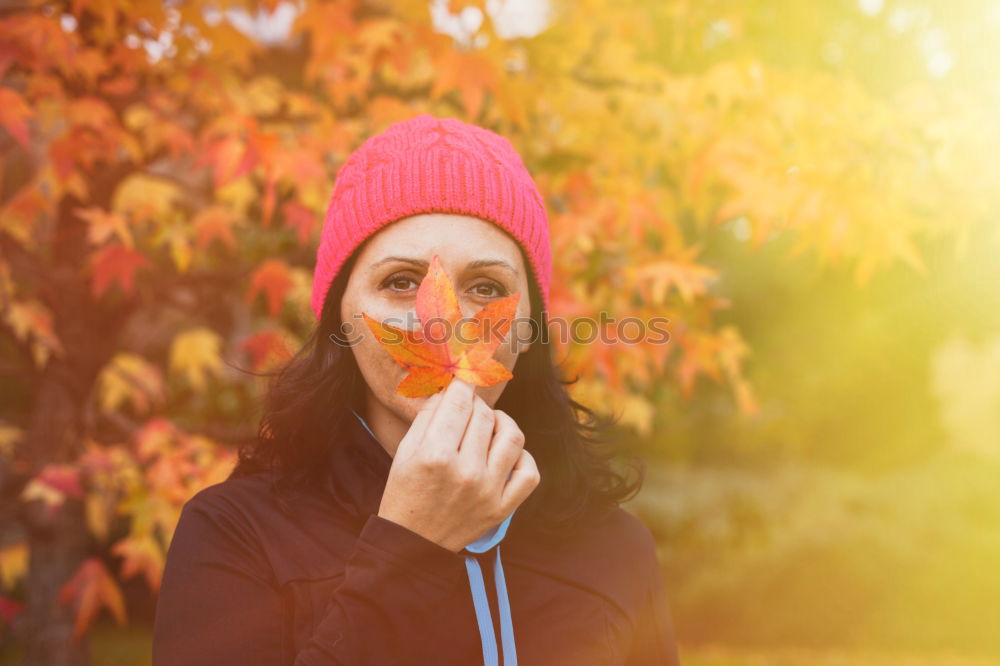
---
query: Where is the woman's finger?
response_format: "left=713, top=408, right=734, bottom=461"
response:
left=395, top=391, right=443, bottom=459
left=456, top=395, right=494, bottom=474
left=485, top=410, right=526, bottom=487
left=499, top=448, right=540, bottom=514
left=421, top=377, right=475, bottom=458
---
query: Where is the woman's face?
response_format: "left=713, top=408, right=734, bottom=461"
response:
left=340, top=213, right=534, bottom=426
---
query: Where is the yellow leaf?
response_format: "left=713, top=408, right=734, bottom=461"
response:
left=97, top=353, right=165, bottom=414
left=152, top=219, right=193, bottom=272
left=85, top=491, right=114, bottom=543
left=0, top=422, right=23, bottom=460
left=113, top=174, right=180, bottom=225
left=4, top=299, right=64, bottom=368
left=0, top=542, right=28, bottom=588
left=169, top=328, right=224, bottom=391
left=617, top=392, right=655, bottom=437
left=215, top=177, right=256, bottom=216
left=20, top=477, right=66, bottom=512
left=234, top=76, right=284, bottom=116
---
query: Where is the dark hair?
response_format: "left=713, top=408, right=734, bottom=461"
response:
left=231, top=238, right=645, bottom=536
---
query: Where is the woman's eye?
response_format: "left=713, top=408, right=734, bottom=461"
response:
left=380, top=274, right=419, bottom=291
left=470, top=281, right=508, bottom=298
left=380, top=274, right=507, bottom=298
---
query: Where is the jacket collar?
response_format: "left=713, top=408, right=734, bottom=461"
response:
left=323, top=409, right=394, bottom=525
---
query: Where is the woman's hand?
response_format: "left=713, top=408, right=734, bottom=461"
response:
left=377, top=377, right=541, bottom=553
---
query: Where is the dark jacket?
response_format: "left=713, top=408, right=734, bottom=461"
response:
left=152, top=411, right=681, bottom=665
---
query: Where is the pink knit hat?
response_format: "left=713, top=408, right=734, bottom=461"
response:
left=310, top=114, right=552, bottom=320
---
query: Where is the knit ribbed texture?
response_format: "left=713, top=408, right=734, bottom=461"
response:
left=310, top=113, right=552, bottom=320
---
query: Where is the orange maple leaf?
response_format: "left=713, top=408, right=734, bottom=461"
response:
left=58, top=557, right=126, bottom=640
left=89, top=244, right=152, bottom=298
left=241, top=329, right=293, bottom=371
left=246, top=259, right=293, bottom=318
left=110, top=534, right=164, bottom=594
left=362, top=254, right=520, bottom=398
left=0, top=87, right=33, bottom=150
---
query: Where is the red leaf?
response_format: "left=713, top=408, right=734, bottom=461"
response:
left=241, top=330, right=293, bottom=371
left=246, top=259, right=293, bottom=318
left=36, top=464, right=84, bottom=499
left=89, top=244, right=152, bottom=298
left=281, top=201, right=316, bottom=246
left=0, top=596, right=24, bottom=625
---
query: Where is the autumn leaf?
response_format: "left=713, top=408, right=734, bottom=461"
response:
left=242, top=329, right=293, bottom=371
left=192, top=205, right=240, bottom=250
left=110, top=534, right=164, bottom=594
left=76, top=206, right=133, bottom=247
left=0, top=86, right=33, bottom=150
left=89, top=244, right=152, bottom=298
left=3, top=298, right=64, bottom=366
left=428, top=48, right=499, bottom=122
left=58, top=557, right=126, bottom=640
left=281, top=201, right=317, bottom=246
left=133, top=418, right=176, bottom=462
left=112, top=174, right=180, bottom=225
left=0, top=542, right=28, bottom=589
left=20, top=464, right=85, bottom=516
left=362, top=254, right=519, bottom=398
left=0, top=596, right=24, bottom=627
left=0, top=422, right=22, bottom=460
left=97, top=352, right=166, bottom=414
left=168, top=328, right=224, bottom=391
left=247, top=259, right=294, bottom=318
left=630, top=245, right=719, bottom=305
left=152, top=219, right=194, bottom=272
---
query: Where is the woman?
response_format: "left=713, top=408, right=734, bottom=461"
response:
left=152, top=114, right=680, bottom=665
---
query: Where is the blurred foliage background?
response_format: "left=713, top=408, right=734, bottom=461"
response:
left=1, top=0, right=999, bottom=664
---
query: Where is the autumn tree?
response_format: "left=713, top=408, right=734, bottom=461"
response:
left=0, top=0, right=995, bottom=663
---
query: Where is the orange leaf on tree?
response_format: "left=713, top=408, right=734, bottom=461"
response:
left=281, top=201, right=317, bottom=246
left=89, top=244, right=151, bottom=298
left=58, top=557, right=126, bottom=640
left=192, top=205, right=239, bottom=250
left=241, top=329, right=293, bottom=371
left=362, top=254, right=519, bottom=398
left=110, top=534, right=164, bottom=594
left=246, top=259, right=293, bottom=318
left=0, top=87, right=33, bottom=150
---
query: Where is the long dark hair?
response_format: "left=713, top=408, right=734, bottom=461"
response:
left=231, top=239, right=646, bottom=536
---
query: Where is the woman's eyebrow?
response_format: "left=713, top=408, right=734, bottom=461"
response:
left=372, top=256, right=427, bottom=269
left=371, top=256, right=518, bottom=275
left=466, top=259, right=518, bottom=276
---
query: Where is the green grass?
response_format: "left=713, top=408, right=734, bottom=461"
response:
left=0, top=623, right=151, bottom=666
